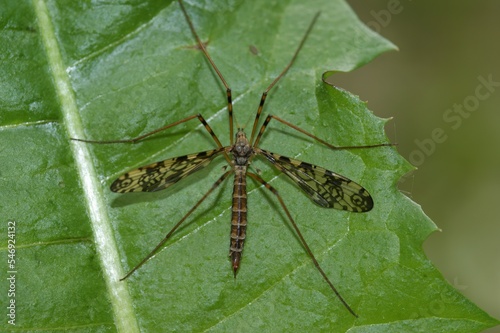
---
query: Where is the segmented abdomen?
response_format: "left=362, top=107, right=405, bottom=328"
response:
left=230, top=165, right=247, bottom=275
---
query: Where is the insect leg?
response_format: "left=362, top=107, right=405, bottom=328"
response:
left=120, top=169, right=233, bottom=280
left=247, top=172, right=358, bottom=317
left=72, top=113, right=223, bottom=146
left=249, top=12, right=320, bottom=144
left=178, top=0, right=234, bottom=144
left=253, top=114, right=394, bottom=150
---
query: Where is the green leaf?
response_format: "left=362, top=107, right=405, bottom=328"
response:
left=1, top=0, right=498, bottom=332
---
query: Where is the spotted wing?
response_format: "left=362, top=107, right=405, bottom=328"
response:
left=257, top=149, right=373, bottom=212
left=111, top=148, right=224, bottom=193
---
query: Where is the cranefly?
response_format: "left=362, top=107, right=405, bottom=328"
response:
left=73, top=0, right=393, bottom=317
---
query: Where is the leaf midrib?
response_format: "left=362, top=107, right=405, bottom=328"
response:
left=33, top=0, right=139, bottom=331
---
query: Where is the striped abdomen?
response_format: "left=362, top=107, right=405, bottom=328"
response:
left=230, top=165, right=247, bottom=276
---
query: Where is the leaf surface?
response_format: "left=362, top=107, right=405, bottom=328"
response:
left=1, top=0, right=498, bottom=332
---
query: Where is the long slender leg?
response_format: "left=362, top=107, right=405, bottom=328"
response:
left=249, top=12, right=320, bottom=143
left=72, top=113, right=233, bottom=164
left=247, top=172, right=358, bottom=318
left=72, top=114, right=221, bottom=146
left=252, top=114, right=394, bottom=150
left=120, top=170, right=233, bottom=281
left=178, top=0, right=234, bottom=144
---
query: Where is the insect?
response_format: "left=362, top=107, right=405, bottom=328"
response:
left=73, top=0, right=393, bottom=317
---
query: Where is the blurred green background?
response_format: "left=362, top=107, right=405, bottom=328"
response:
left=332, top=0, right=499, bottom=330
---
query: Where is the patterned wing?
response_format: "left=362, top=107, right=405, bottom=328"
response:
left=257, top=148, right=373, bottom=212
left=111, top=148, right=224, bottom=193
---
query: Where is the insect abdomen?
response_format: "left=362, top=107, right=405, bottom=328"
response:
left=230, top=166, right=247, bottom=276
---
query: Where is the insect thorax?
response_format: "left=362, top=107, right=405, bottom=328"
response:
left=231, top=129, right=253, bottom=166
